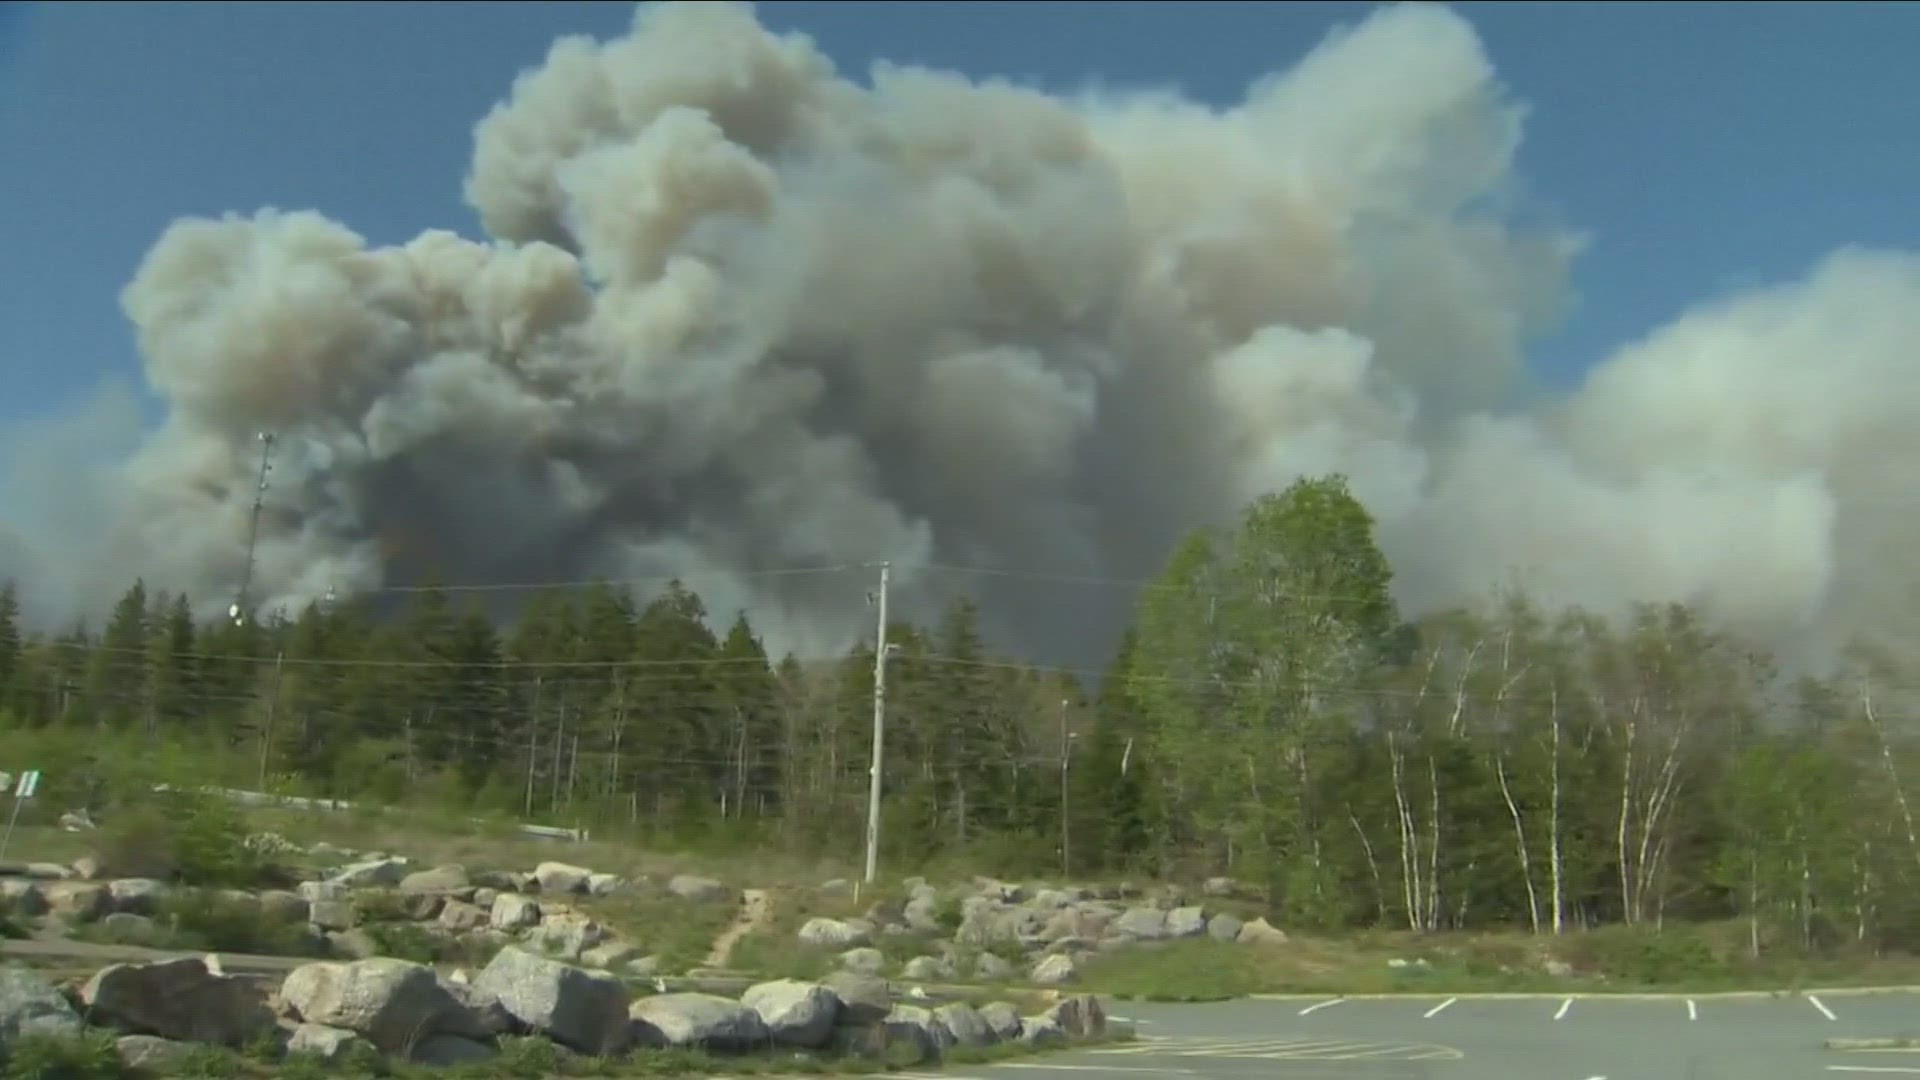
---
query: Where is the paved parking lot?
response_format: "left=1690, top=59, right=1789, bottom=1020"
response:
left=920, top=990, right=1920, bottom=1080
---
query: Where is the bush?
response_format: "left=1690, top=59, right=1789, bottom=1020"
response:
left=92, top=791, right=278, bottom=889
left=1, top=1031, right=126, bottom=1080
left=142, top=889, right=328, bottom=958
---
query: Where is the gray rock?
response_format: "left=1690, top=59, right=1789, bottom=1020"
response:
left=113, top=1035, right=193, bottom=1070
left=799, top=916, right=870, bottom=949
left=81, top=956, right=275, bottom=1046
left=285, top=1023, right=373, bottom=1063
left=630, top=992, right=770, bottom=1050
left=1203, top=876, right=1245, bottom=898
left=741, top=979, right=840, bottom=1048
left=411, top=1035, right=498, bottom=1066
left=0, top=880, right=47, bottom=918
left=838, top=946, right=886, bottom=976
left=472, top=946, right=629, bottom=1054
left=0, top=963, right=82, bottom=1040
left=105, top=878, right=166, bottom=916
left=328, top=858, right=410, bottom=889
left=490, top=893, right=541, bottom=931
left=42, top=881, right=107, bottom=923
left=667, top=874, right=729, bottom=902
left=99, top=912, right=156, bottom=940
left=902, top=895, right=943, bottom=933
left=902, top=955, right=955, bottom=981
left=1044, top=993, right=1107, bottom=1038
left=883, top=1004, right=954, bottom=1057
left=1112, top=906, right=1168, bottom=940
left=625, top=955, right=661, bottom=978
left=1165, top=905, right=1208, bottom=938
left=934, top=1002, right=994, bottom=1047
left=1019, top=1016, right=1067, bottom=1047
left=326, top=929, right=382, bottom=959
left=400, top=865, right=470, bottom=895
left=580, top=941, right=641, bottom=970
left=585, top=873, right=626, bottom=896
left=23, top=863, right=69, bottom=880
left=1030, top=953, right=1078, bottom=986
left=309, top=899, right=356, bottom=931
left=438, top=899, right=490, bottom=932
left=259, top=890, right=309, bottom=922
left=978, top=1001, right=1022, bottom=1042
left=1207, top=913, right=1245, bottom=942
left=821, top=971, right=891, bottom=1025
left=280, top=958, right=489, bottom=1052
left=532, top=862, right=594, bottom=895
left=973, top=952, right=1015, bottom=981
left=298, top=880, right=349, bottom=904
left=1236, top=917, right=1288, bottom=946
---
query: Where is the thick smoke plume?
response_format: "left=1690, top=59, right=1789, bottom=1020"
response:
left=6, top=1, right=1919, bottom=665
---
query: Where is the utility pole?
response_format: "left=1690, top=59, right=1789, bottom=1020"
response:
left=230, top=432, right=276, bottom=627
left=863, top=562, right=890, bottom=884
left=1059, top=698, right=1075, bottom=877
left=256, top=651, right=284, bottom=789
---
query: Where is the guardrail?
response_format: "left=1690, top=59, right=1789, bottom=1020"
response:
left=149, top=784, right=591, bottom=842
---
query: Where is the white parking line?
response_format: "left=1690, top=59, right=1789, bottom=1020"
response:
left=1554, top=997, right=1573, bottom=1020
left=997, top=1066, right=1196, bottom=1074
left=1811, top=995, right=1839, bottom=1021
left=1299, top=998, right=1345, bottom=1016
left=1687, top=999, right=1698, bottom=1021
left=1827, top=1067, right=1920, bottom=1075
left=1423, top=997, right=1457, bottom=1019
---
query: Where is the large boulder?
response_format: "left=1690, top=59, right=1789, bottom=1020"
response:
left=1112, top=907, right=1169, bottom=941
left=1044, top=994, right=1107, bottom=1039
left=1030, top=953, right=1078, bottom=986
left=81, top=957, right=274, bottom=1045
left=882, top=1005, right=954, bottom=1059
left=0, top=964, right=82, bottom=1040
left=741, top=979, right=839, bottom=1049
left=821, top=971, right=891, bottom=1025
left=284, top=1023, right=375, bottom=1064
left=667, top=874, right=729, bottom=902
left=399, top=865, right=471, bottom=895
left=279, top=958, right=488, bottom=1052
left=490, top=893, right=541, bottom=931
left=532, top=863, right=594, bottom=895
left=472, top=946, right=629, bottom=1054
left=327, top=858, right=409, bottom=889
left=1207, top=913, right=1245, bottom=942
left=42, top=881, right=108, bottom=923
left=1237, top=917, right=1289, bottom=946
left=977, top=1001, right=1022, bottom=1042
left=1165, top=905, right=1208, bottom=938
left=105, top=879, right=166, bottom=916
left=798, top=917, right=870, bottom=949
left=902, top=955, right=955, bottom=982
left=630, top=992, right=770, bottom=1051
left=934, top=1002, right=995, bottom=1048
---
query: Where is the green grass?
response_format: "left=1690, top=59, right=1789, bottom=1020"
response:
left=1076, top=923, right=1920, bottom=1001
left=73, top=888, right=330, bottom=958
left=574, top=889, right=741, bottom=975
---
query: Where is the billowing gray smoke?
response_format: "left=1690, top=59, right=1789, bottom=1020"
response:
left=6, top=1, right=1919, bottom=666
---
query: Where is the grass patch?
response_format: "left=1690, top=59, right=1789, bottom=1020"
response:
left=575, top=890, right=740, bottom=975
left=76, top=888, right=329, bottom=958
left=1078, top=923, right=1920, bottom=1000
left=1, top=1031, right=125, bottom=1080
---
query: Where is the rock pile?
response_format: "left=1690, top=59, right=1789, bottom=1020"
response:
left=0, top=950, right=1109, bottom=1071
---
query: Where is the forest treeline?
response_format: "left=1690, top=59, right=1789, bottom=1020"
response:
left=3, top=475, right=1920, bottom=957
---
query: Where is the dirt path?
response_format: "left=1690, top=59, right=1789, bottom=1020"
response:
left=703, top=888, right=772, bottom=969
left=1, top=933, right=309, bottom=973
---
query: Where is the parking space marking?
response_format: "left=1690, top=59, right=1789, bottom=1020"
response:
left=1554, top=997, right=1573, bottom=1020
left=1688, top=998, right=1697, bottom=1020
left=1087, top=1036, right=1463, bottom=1062
left=1813, top=995, right=1840, bottom=1020
left=1299, top=997, right=1345, bottom=1016
left=1423, top=997, right=1458, bottom=1018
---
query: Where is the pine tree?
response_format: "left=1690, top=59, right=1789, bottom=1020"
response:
left=0, top=580, right=20, bottom=716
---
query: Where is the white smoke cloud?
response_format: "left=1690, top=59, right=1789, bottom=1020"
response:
left=5, top=0, right=1916, bottom=667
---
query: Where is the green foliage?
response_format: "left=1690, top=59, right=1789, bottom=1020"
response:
left=138, top=888, right=328, bottom=957
left=94, top=790, right=276, bottom=889
left=1, top=1031, right=126, bottom=1080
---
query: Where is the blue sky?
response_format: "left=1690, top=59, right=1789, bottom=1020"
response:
left=2, top=0, right=1918, bottom=432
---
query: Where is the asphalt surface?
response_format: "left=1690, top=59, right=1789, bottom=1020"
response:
left=919, top=990, right=1920, bottom=1080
